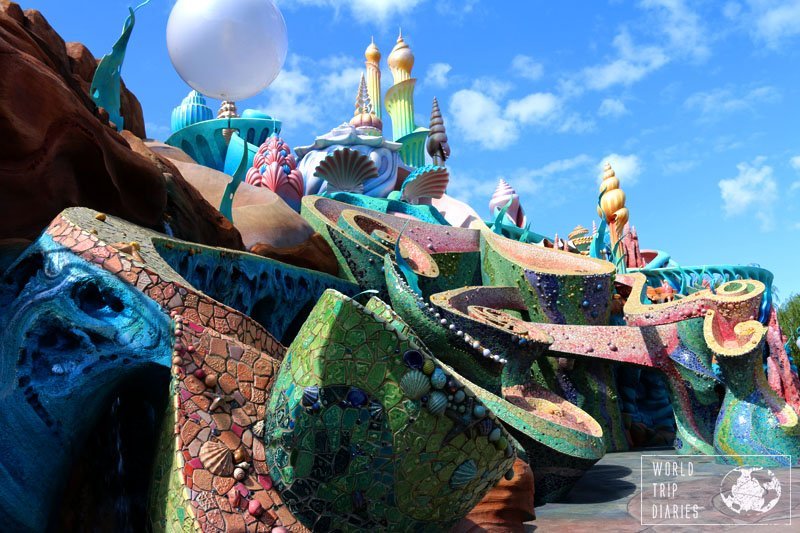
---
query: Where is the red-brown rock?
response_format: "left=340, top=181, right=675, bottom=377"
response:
left=0, top=1, right=244, bottom=251
left=65, top=41, right=146, bottom=138
left=122, top=132, right=244, bottom=251
left=452, top=459, right=535, bottom=532
left=250, top=233, right=339, bottom=276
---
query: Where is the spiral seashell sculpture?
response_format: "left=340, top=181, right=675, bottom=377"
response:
left=489, top=179, right=528, bottom=228
left=427, top=96, right=450, bottom=166
left=312, top=147, right=379, bottom=194
left=597, top=162, right=629, bottom=247
left=245, top=136, right=305, bottom=210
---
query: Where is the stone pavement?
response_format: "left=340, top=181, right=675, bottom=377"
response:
left=532, top=449, right=798, bottom=532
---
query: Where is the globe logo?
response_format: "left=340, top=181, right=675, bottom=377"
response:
left=719, top=467, right=782, bottom=514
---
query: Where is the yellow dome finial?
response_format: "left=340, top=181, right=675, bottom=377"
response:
left=388, top=29, right=414, bottom=82
left=365, top=36, right=381, bottom=64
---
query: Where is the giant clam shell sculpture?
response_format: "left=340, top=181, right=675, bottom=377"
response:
left=401, top=165, right=450, bottom=204
left=313, top=147, right=379, bottom=194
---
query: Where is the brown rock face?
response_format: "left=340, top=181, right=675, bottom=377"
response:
left=250, top=233, right=339, bottom=277
left=453, top=459, right=536, bottom=532
left=150, top=141, right=340, bottom=276
left=122, top=132, right=244, bottom=251
left=65, top=41, right=146, bottom=138
left=0, top=1, right=244, bottom=251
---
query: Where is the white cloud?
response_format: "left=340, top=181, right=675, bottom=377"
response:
left=283, top=0, right=426, bottom=24
left=598, top=98, right=628, bottom=117
left=718, top=158, right=778, bottom=230
left=523, top=154, right=595, bottom=178
left=750, top=0, right=800, bottom=48
left=791, top=156, right=800, bottom=192
left=684, top=85, right=780, bottom=121
left=581, top=30, right=670, bottom=90
left=145, top=122, right=172, bottom=141
left=639, top=0, right=710, bottom=61
left=511, top=55, right=544, bottom=81
left=449, top=89, right=518, bottom=147
left=424, top=63, right=452, bottom=88
left=321, top=67, right=365, bottom=99
left=471, top=78, right=513, bottom=99
left=558, top=113, right=596, bottom=133
left=506, top=93, right=561, bottom=125
left=597, top=154, right=643, bottom=185
left=723, top=1, right=742, bottom=19
left=258, top=54, right=363, bottom=137
left=449, top=84, right=594, bottom=148
left=445, top=167, right=502, bottom=207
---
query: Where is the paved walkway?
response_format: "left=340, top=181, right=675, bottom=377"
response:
left=532, top=449, right=798, bottom=532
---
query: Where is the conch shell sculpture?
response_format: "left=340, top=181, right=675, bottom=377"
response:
left=597, top=163, right=629, bottom=246
left=489, top=179, right=527, bottom=228
left=245, top=136, right=305, bottom=211
left=427, top=97, right=450, bottom=166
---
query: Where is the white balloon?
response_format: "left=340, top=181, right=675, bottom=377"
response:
left=167, top=0, right=287, bottom=101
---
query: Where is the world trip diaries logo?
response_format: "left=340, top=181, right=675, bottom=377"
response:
left=640, top=455, right=792, bottom=526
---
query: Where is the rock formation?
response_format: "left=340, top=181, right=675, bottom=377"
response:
left=0, top=1, right=243, bottom=258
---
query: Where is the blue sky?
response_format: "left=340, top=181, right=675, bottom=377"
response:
left=22, top=0, right=800, bottom=298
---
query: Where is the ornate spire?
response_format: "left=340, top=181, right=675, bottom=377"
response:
left=354, top=73, right=373, bottom=116
left=349, top=73, right=383, bottom=131
left=426, top=97, right=450, bottom=166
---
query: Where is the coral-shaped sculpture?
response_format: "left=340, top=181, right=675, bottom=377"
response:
left=90, top=0, right=151, bottom=131
left=401, top=165, right=449, bottom=204
left=598, top=163, right=629, bottom=245
left=245, top=136, right=305, bottom=210
left=170, top=90, right=214, bottom=134
left=217, top=100, right=238, bottom=142
left=313, top=148, right=378, bottom=194
left=621, top=224, right=645, bottom=268
left=426, top=97, right=451, bottom=165
left=349, top=73, right=383, bottom=132
left=489, top=179, right=527, bottom=228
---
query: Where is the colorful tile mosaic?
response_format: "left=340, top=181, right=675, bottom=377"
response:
left=263, top=289, right=516, bottom=531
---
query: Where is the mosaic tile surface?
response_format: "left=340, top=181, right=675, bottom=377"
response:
left=264, top=289, right=516, bottom=531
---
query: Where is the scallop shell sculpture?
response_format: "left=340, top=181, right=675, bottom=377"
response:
left=199, top=440, right=234, bottom=477
left=251, top=420, right=266, bottom=439
left=245, top=136, right=305, bottom=211
left=313, top=148, right=379, bottom=194
left=400, top=165, right=450, bottom=204
left=427, top=391, right=448, bottom=416
left=400, top=369, right=431, bottom=400
left=489, top=179, right=527, bottom=228
left=450, top=459, right=478, bottom=488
